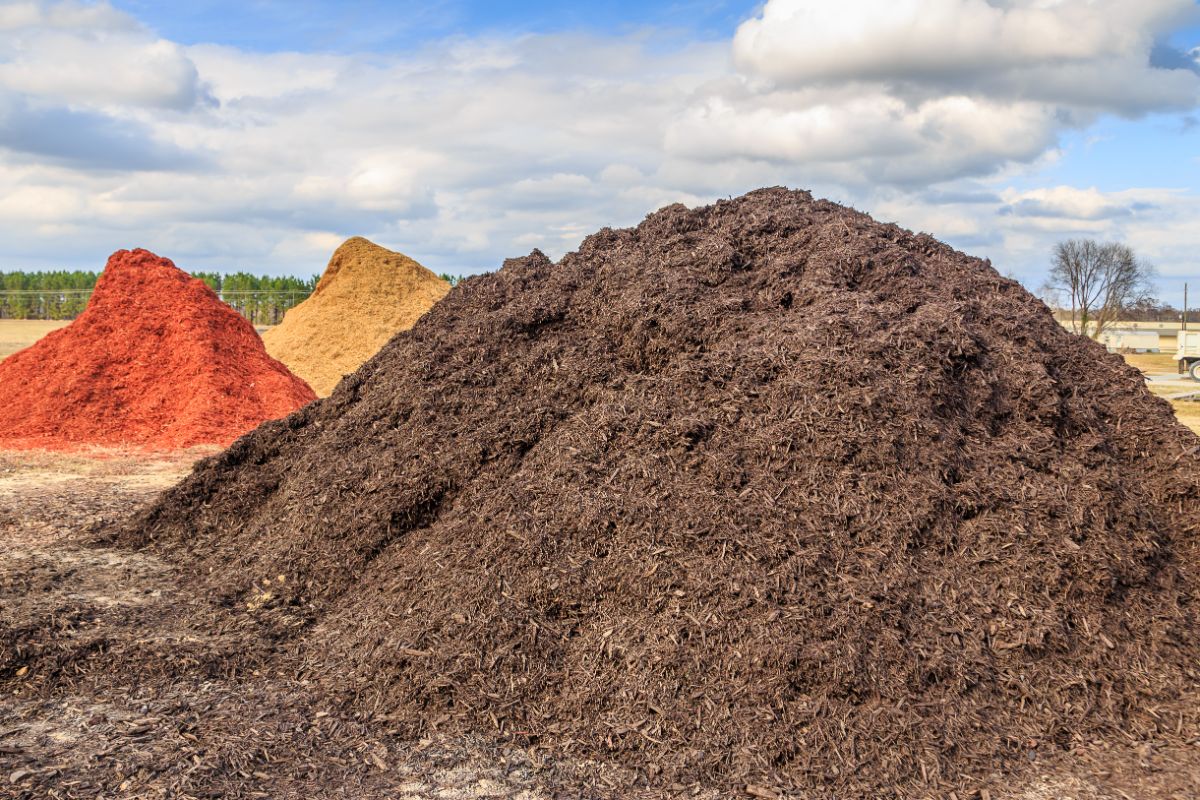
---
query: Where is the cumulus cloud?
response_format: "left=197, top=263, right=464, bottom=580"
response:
left=0, top=0, right=133, bottom=33
left=0, top=27, right=729, bottom=272
left=0, top=0, right=1197, bottom=298
left=0, top=1, right=207, bottom=110
left=683, top=0, right=1200, bottom=183
left=0, top=95, right=204, bottom=170
left=0, top=1, right=209, bottom=177
left=999, top=186, right=1161, bottom=221
left=862, top=183, right=1200, bottom=295
left=733, top=0, right=1196, bottom=93
left=665, top=91, right=1064, bottom=186
left=144, top=34, right=730, bottom=269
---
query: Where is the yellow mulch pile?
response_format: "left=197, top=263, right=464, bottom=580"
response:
left=263, top=237, right=450, bottom=395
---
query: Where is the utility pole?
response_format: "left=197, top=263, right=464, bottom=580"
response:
left=1185, top=283, right=1189, bottom=331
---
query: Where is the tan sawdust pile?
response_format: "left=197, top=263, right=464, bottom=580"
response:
left=262, top=237, right=449, bottom=395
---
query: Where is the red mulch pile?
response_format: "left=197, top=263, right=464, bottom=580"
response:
left=0, top=249, right=315, bottom=451
left=126, top=189, right=1200, bottom=797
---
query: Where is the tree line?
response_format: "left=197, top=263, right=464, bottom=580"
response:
left=0, top=271, right=95, bottom=320
left=191, top=272, right=319, bottom=325
left=0, top=270, right=318, bottom=324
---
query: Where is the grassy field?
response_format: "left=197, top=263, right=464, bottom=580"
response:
left=0, top=319, right=70, bottom=359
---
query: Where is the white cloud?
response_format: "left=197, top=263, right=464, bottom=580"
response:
left=686, top=0, right=1200, bottom=181
left=665, top=91, right=1063, bottom=186
left=0, top=179, right=85, bottom=221
left=999, top=185, right=1166, bottom=221
left=0, top=1, right=205, bottom=110
left=733, top=0, right=1197, bottom=101
left=872, top=183, right=1200, bottom=295
left=0, top=0, right=1197, bottom=302
left=0, top=0, right=133, bottom=33
left=186, top=45, right=343, bottom=103
left=0, top=34, right=202, bottom=109
left=268, top=231, right=347, bottom=266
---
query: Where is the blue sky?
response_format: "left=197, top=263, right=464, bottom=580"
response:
left=112, top=1, right=760, bottom=50
left=1, top=0, right=1199, bottom=304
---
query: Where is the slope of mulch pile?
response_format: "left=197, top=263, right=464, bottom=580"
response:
left=262, top=237, right=450, bottom=395
left=124, top=189, right=1200, bottom=797
left=0, top=249, right=316, bottom=451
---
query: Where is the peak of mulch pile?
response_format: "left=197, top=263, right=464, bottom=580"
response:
left=262, top=237, right=449, bottom=395
left=127, top=189, right=1200, bottom=796
left=0, top=249, right=316, bottom=451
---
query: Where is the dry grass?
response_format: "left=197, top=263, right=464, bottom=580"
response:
left=1116, top=345, right=1200, bottom=436
left=0, top=319, right=69, bottom=359
left=1120, top=350, right=1178, bottom=375
left=0, top=320, right=274, bottom=361
left=1169, top=399, right=1200, bottom=435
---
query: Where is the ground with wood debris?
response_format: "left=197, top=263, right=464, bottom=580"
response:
left=0, top=451, right=573, bottom=800
left=2, top=454, right=1200, bottom=798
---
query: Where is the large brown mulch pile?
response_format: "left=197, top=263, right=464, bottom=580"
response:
left=123, top=188, right=1200, bottom=797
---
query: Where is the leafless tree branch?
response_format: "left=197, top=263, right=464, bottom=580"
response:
left=1044, top=239, right=1156, bottom=339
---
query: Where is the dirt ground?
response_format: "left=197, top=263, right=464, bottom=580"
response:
left=0, top=321, right=274, bottom=362
left=3, top=452, right=1200, bottom=799
left=0, top=321, right=70, bottom=360
left=0, top=450, right=573, bottom=800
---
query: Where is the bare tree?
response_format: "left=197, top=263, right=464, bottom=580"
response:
left=1043, top=239, right=1156, bottom=339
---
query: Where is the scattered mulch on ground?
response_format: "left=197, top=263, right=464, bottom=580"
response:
left=0, top=460, right=1197, bottom=800
left=0, top=452, right=572, bottom=800
left=122, top=188, right=1200, bottom=797
left=0, top=249, right=316, bottom=451
left=263, top=237, right=450, bottom=395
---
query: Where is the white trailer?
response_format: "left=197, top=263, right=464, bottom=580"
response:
left=1097, top=329, right=1161, bottom=353
left=1176, top=330, right=1200, bottom=379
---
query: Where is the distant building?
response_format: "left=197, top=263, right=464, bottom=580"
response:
left=1096, top=329, right=1161, bottom=353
